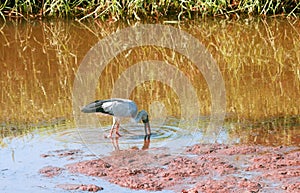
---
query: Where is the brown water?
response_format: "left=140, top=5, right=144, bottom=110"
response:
left=0, top=18, right=300, bottom=193
left=0, top=18, right=300, bottom=145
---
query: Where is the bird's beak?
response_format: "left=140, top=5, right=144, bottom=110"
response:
left=144, top=122, right=151, bottom=137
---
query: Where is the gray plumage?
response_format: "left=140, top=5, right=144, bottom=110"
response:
left=81, top=98, right=151, bottom=137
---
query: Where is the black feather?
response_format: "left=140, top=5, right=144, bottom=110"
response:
left=81, top=100, right=114, bottom=115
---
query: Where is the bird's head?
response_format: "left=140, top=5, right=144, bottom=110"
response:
left=137, top=110, right=151, bottom=136
left=139, top=110, right=149, bottom=123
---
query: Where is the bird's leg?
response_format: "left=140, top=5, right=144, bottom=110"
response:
left=111, top=137, right=120, bottom=151
left=109, top=125, right=115, bottom=138
left=109, top=117, right=117, bottom=138
left=115, top=122, right=121, bottom=137
left=144, top=122, right=151, bottom=137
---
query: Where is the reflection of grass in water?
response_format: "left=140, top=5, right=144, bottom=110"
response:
left=95, top=19, right=300, bottom=122
left=96, top=46, right=210, bottom=118
left=203, top=19, right=300, bottom=121
left=228, top=116, right=300, bottom=146
left=0, top=117, right=71, bottom=147
left=0, top=20, right=76, bottom=123
left=0, top=19, right=299, bottom=136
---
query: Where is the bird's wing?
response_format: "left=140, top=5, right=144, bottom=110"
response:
left=81, top=98, right=138, bottom=118
left=81, top=99, right=114, bottom=115
left=110, top=100, right=137, bottom=117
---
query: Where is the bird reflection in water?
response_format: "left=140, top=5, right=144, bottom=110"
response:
left=111, top=136, right=151, bottom=151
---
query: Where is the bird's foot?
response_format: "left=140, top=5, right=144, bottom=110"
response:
left=104, top=133, right=121, bottom=138
left=116, top=131, right=122, bottom=137
left=104, top=134, right=111, bottom=138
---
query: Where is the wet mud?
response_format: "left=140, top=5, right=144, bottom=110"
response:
left=40, top=144, right=300, bottom=192
left=56, top=184, right=103, bottom=192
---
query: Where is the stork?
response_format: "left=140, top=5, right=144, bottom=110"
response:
left=81, top=98, right=151, bottom=138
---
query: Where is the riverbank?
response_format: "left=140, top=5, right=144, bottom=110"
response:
left=1, top=0, right=300, bottom=21
left=41, top=143, right=300, bottom=192
left=1, top=115, right=299, bottom=192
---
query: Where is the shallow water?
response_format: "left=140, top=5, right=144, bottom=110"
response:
left=0, top=118, right=230, bottom=192
left=0, top=125, right=175, bottom=193
left=0, top=18, right=300, bottom=192
left=0, top=120, right=298, bottom=192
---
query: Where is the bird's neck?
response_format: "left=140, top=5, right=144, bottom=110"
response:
left=135, top=110, right=148, bottom=123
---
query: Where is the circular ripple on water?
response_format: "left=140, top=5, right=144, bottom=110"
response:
left=76, top=123, right=191, bottom=157
left=117, top=124, right=184, bottom=142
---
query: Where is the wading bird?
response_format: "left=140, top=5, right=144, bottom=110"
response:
left=81, top=98, right=151, bottom=138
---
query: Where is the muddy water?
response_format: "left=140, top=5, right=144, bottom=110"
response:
left=0, top=18, right=300, bottom=192
left=1, top=18, right=299, bottom=143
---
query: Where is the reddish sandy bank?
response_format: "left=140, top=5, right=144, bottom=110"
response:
left=56, top=184, right=103, bottom=192
left=41, top=144, right=300, bottom=192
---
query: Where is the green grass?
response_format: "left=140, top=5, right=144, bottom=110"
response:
left=0, top=0, right=299, bottom=20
